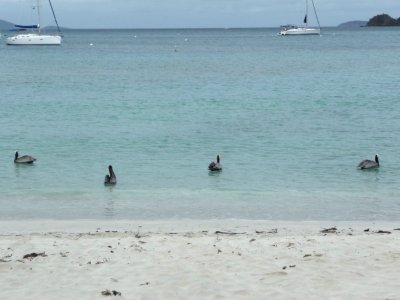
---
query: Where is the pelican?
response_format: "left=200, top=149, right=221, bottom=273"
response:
left=14, top=151, right=36, bottom=164
left=208, top=154, right=222, bottom=171
left=104, top=165, right=117, bottom=185
left=358, top=154, right=379, bottom=170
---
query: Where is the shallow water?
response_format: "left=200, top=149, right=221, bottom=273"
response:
left=1, top=27, right=400, bottom=220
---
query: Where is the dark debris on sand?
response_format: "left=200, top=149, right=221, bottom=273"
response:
left=215, top=231, right=246, bottom=235
left=101, top=290, right=121, bottom=296
left=255, top=229, right=278, bottom=234
left=23, top=252, right=47, bottom=260
left=320, top=227, right=337, bottom=234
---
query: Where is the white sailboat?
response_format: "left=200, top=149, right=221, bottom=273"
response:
left=6, top=0, right=62, bottom=45
left=279, top=0, right=321, bottom=36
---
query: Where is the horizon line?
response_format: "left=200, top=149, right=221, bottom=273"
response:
left=41, top=25, right=362, bottom=31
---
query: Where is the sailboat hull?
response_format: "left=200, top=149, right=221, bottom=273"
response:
left=6, top=34, right=62, bottom=45
left=279, top=27, right=320, bottom=36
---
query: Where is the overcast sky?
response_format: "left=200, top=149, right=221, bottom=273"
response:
left=1, top=0, right=400, bottom=29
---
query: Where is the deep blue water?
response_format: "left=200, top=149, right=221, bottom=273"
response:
left=1, top=27, right=400, bottom=220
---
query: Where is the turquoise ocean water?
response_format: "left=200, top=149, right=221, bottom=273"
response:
left=1, top=27, right=400, bottom=220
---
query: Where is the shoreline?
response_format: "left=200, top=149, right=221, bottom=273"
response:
left=0, top=219, right=399, bottom=235
left=1, top=220, right=400, bottom=299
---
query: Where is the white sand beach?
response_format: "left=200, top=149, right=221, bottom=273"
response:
left=1, top=220, right=400, bottom=299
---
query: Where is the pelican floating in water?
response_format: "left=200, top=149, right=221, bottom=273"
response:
left=208, top=154, right=222, bottom=171
left=104, top=165, right=117, bottom=185
left=14, top=151, right=36, bottom=164
left=358, top=154, right=379, bottom=170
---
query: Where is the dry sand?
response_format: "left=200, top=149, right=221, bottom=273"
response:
left=0, top=220, right=399, bottom=299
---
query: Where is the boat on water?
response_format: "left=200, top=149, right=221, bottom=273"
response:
left=6, top=0, right=62, bottom=45
left=279, top=0, right=321, bottom=36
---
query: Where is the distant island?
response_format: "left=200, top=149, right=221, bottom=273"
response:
left=367, top=14, right=400, bottom=26
left=0, top=19, right=14, bottom=30
left=336, top=14, right=400, bottom=28
left=338, top=21, right=367, bottom=28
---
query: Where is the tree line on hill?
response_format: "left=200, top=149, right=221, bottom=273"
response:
left=367, top=14, right=400, bottom=26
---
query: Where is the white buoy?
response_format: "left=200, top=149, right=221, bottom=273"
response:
left=90, top=43, right=93, bottom=46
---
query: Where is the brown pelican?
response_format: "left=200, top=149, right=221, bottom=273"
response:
left=14, top=151, right=36, bottom=164
left=208, top=154, right=222, bottom=171
left=104, top=165, right=117, bottom=185
left=358, top=154, right=379, bottom=170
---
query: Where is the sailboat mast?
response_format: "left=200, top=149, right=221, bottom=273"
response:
left=36, top=0, right=41, bottom=34
left=311, top=0, right=321, bottom=30
left=48, top=0, right=62, bottom=35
